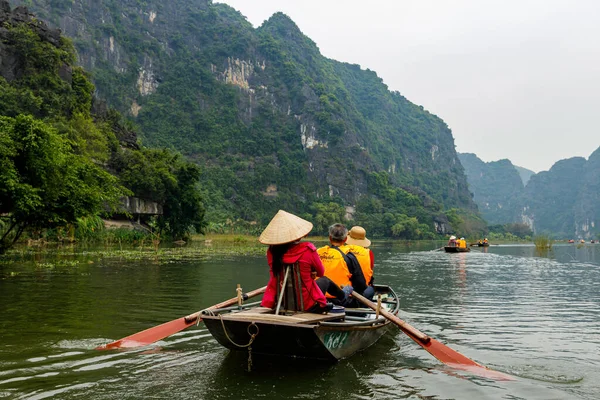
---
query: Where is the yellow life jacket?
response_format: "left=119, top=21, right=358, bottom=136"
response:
left=317, top=245, right=352, bottom=297
left=346, top=244, right=373, bottom=285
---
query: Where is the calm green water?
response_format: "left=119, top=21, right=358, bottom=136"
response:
left=1, top=242, right=599, bottom=399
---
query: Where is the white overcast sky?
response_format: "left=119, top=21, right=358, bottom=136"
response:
left=215, top=0, right=599, bottom=172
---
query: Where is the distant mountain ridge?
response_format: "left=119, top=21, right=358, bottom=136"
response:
left=8, top=0, right=478, bottom=237
left=460, top=150, right=600, bottom=239
left=514, top=165, right=535, bottom=186
left=457, top=153, right=525, bottom=225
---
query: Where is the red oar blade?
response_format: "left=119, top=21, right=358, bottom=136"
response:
left=97, top=317, right=197, bottom=350
left=352, top=292, right=514, bottom=381
left=420, top=337, right=514, bottom=381
left=96, top=286, right=267, bottom=350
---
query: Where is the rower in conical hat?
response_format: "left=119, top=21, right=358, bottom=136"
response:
left=259, top=210, right=313, bottom=245
left=259, top=210, right=341, bottom=314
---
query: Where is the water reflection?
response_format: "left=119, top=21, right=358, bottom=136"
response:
left=1, top=243, right=600, bottom=399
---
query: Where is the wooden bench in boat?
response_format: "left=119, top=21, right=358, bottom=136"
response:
left=220, top=307, right=344, bottom=324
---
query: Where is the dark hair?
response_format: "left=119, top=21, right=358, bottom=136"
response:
left=269, top=243, right=291, bottom=275
left=329, top=223, right=347, bottom=242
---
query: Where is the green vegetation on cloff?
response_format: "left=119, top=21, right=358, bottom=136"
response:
left=6, top=0, right=488, bottom=241
left=0, top=10, right=204, bottom=253
left=460, top=151, right=600, bottom=239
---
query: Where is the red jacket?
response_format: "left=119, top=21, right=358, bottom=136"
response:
left=261, top=242, right=327, bottom=310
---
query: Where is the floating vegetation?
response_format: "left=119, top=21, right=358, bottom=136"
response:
left=533, top=234, right=554, bottom=250
left=0, top=235, right=266, bottom=265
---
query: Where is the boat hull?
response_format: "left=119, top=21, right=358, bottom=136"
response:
left=202, top=285, right=399, bottom=361
left=444, top=246, right=470, bottom=253
left=203, top=317, right=392, bottom=361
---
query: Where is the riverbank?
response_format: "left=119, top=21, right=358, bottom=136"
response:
left=0, top=234, right=269, bottom=265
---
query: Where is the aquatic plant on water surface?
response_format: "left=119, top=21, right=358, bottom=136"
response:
left=533, top=234, right=554, bottom=250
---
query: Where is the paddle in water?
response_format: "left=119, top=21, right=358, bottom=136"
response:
left=97, top=286, right=267, bottom=350
left=352, top=292, right=514, bottom=381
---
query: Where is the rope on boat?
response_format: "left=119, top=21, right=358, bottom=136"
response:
left=198, top=309, right=216, bottom=326
left=219, top=316, right=260, bottom=372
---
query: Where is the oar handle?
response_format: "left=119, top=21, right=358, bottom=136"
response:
left=352, top=291, right=430, bottom=343
left=184, top=285, right=267, bottom=323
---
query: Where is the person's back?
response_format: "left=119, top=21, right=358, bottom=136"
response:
left=448, top=235, right=457, bottom=247
left=259, top=210, right=331, bottom=314
left=318, top=223, right=367, bottom=299
left=346, top=226, right=374, bottom=287
left=346, top=244, right=372, bottom=286
left=317, top=243, right=352, bottom=290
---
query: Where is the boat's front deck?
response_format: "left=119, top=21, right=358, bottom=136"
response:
left=218, top=307, right=346, bottom=324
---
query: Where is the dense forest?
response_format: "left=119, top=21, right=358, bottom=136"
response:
left=0, top=2, right=204, bottom=252
left=3, top=0, right=486, bottom=240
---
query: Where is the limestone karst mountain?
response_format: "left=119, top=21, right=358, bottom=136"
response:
left=460, top=150, right=600, bottom=239
left=7, top=0, right=479, bottom=236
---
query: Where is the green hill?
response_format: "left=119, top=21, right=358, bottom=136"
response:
left=457, top=153, right=525, bottom=225
left=459, top=151, right=600, bottom=239
left=0, top=1, right=204, bottom=251
left=6, top=0, right=480, bottom=238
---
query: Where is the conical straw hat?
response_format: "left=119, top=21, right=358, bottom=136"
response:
left=345, top=226, right=371, bottom=247
left=259, top=210, right=313, bottom=245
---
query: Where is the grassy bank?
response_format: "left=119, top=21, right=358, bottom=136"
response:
left=0, top=233, right=269, bottom=265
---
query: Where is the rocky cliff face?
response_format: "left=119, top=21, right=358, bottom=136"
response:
left=9, top=0, right=476, bottom=232
left=1, top=0, right=138, bottom=148
left=460, top=150, right=600, bottom=238
left=0, top=1, right=61, bottom=80
left=572, top=148, right=600, bottom=238
left=523, top=157, right=586, bottom=237
left=458, top=153, right=525, bottom=225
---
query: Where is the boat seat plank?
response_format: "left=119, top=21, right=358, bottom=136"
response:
left=220, top=311, right=344, bottom=324
left=232, top=307, right=273, bottom=315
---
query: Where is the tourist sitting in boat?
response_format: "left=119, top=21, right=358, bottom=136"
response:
left=318, top=223, right=368, bottom=307
left=483, top=238, right=489, bottom=244
left=258, top=210, right=348, bottom=314
left=346, top=226, right=375, bottom=300
left=458, top=237, right=467, bottom=248
left=448, top=235, right=457, bottom=247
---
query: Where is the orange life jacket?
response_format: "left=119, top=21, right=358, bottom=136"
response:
left=317, top=245, right=352, bottom=297
left=346, top=244, right=373, bottom=285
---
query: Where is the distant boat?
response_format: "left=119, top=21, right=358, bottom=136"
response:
left=470, top=241, right=489, bottom=247
left=580, top=239, right=585, bottom=243
left=568, top=239, right=575, bottom=243
left=444, top=246, right=471, bottom=253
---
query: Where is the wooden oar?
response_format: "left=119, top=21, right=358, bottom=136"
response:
left=96, top=286, right=267, bottom=350
left=352, top=292, right=514, bottom=381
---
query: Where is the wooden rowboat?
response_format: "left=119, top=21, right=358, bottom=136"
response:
left=444, top=246, right=471, bottom=253
left=201, top=285, right=399, bottom=361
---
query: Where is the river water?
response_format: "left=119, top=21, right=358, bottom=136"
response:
left=1, top=242, right=599, bottom=399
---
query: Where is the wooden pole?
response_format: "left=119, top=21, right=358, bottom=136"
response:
left=275, top=267, right=290, bottom=315
left=236, top=284, right=243, bottom=309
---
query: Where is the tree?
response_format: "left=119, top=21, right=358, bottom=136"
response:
left=313, top=202, right=346, bottom=235
left=0, top=115, right=125, bottom=253
left=111, top=148, right=205, bottom=240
